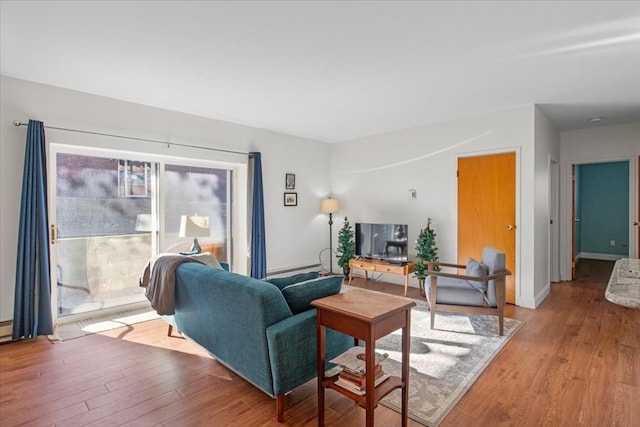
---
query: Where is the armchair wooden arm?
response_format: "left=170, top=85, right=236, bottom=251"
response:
left=426, top=265, right=512, bottom=283
left=426, top=261, right=465, bottom=270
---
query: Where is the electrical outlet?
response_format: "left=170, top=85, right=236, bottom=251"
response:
left=610, top=240, right=615, bottom=246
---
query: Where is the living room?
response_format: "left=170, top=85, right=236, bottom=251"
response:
left=2, top=0, right=639, bottom=318
left=1, top=1, right=639, bottom=426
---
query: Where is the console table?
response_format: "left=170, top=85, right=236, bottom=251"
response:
left=348, top=258, right=416, bottom=296
left=606, top=258, right=640, bottom=309
left=312, top=290, right=415, bottom=427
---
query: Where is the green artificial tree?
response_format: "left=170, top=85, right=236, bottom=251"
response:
left=414, top=218, right=439, bottom=295
left=336, top=217, right=356, bottom=276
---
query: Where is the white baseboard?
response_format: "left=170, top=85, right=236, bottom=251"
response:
left=577, top=252, right=625, bottom=261
left=533, top=283, right=551, bottom=308
left=515, top=283, right=550, bottom=309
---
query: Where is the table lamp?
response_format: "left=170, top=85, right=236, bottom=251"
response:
left=179, top=214, right=210, bottom=253
left=135, top=214, right=152, bottom=232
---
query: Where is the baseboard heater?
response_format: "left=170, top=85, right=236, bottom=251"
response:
left=266, top=263, right=322, bottom=279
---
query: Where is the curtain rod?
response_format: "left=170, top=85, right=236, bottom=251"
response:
left=12, top=120, right=248, bottom=156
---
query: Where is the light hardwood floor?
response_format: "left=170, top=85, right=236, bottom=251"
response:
left=1, top=259, right=638, bottom=426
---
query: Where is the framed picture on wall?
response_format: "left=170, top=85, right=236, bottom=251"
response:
left=285, top=173, right=295, bottom=190
left=284, top=192, right=297, bottom=206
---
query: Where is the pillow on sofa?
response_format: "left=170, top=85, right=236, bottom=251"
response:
left=466, top=258, right=489, bottom=292
left=265, top=271, right=320, bottom=290
left=280, top=275, right=343, bottom=314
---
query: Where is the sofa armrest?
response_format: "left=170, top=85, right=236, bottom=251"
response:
left=266, top=309, right=352, bottom=396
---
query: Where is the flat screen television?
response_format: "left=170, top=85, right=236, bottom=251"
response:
left=355, top=222, right=409, bottom=264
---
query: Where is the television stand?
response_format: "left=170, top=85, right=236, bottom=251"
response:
left=348, top=258, right=416, bottom=296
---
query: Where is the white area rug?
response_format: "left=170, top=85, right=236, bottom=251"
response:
left=377, top=304, right=522, bottom=426
left=54, top=307, right=159, bottom=341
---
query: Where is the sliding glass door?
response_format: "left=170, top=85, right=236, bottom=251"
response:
left=50, top=146, right=232, bottom=320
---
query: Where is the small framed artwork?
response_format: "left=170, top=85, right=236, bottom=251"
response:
left=284, top=192, right=298, bottom=206
left=285, top=173, right=296, bottom=190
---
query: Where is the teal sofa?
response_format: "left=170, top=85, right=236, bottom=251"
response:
left=170, top=263, right=353, bottom=422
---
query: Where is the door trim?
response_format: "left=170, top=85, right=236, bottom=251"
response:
left=562, top=156, right=638, bottom=280
left=456, top=146, right=520, bottom=305
left=549, top=155, right=560, bottom=283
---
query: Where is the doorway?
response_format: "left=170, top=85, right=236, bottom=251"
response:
left=571, top=160, right=631, bottom=279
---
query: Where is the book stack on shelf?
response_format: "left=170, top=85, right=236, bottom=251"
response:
left=330, top=346, right=390, bottom=395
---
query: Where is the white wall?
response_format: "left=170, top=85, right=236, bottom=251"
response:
left=331, top=105, right=554, bottom=308
left=559, top=122, right=640, bottom=280
left=4, top=75, right=634, bottom=322
left=0, top=76, right=333, bottom=322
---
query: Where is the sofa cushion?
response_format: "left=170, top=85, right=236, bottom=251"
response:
left=266, top=271, right=320, bottom=291
left=466, top=258, right=488, bottom=292
left=280, top=275, right=343, bottom=314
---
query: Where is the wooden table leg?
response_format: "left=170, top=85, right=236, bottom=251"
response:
left=404, top=274, right=409, bottom=296
left=317, top=322, right=326, bottom=426
left=401, top=310, right=411, bottom=427
left=365, top=331, right=375, bottom=427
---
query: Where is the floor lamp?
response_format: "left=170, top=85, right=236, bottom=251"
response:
left=320, top=197, right=340, bottom=274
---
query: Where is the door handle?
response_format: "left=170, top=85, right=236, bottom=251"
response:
left=574, top=218, right=580, bottom=223
left=634, top=221, right=639, bottom=226
left=506, top=224, right=516, bottom=231
left=50, top=224, right=58, bottom=244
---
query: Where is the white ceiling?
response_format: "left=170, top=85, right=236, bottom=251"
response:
left=1, top=1, right=639, bottom=143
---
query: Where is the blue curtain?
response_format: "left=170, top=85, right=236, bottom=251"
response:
left=249, top=152, right=267, bottom=279
left=13, top=120, right=54, bottom=340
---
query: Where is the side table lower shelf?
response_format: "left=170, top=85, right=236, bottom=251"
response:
left=322, top=374, right=404, bottom=408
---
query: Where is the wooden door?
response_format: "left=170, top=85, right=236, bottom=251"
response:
left=458, top=152, right=516, bottom=303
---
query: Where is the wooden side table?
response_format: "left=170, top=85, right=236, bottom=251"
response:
left=312, top=290, right=416, bottom=427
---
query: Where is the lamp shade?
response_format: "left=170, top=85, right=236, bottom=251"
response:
left=179, top=215, right=210, bottom=238
left=320, top=198, right=339, bottom=214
